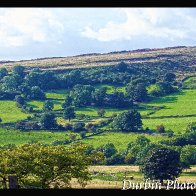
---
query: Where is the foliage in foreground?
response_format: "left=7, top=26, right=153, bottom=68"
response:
left=0, top=143, right=102, bottom=189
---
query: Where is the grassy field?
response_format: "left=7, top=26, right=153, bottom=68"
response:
left=142, top=117, right=196, bottom=134
left=0, top=128, right=73, bottom=146
left=76, top=106, right=130, bottom=117
left=27, top=89, right=68, bottom=111
left=27, top=100, right=63, bottom=111
left=140, top=89, right=196, bottom=133
left=46, top=89, right=68, bottom=100
left=95, top=84, right=126, bottom=94
left=0, top=101, right=30, bottom=123
left=146, top=90, right=196, bottom=117
left=82, top=132, right=167, bottom=151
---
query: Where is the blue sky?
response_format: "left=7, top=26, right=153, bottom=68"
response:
left=0, top=8, right=196, bottom=61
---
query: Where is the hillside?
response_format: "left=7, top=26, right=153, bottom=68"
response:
left=0, top=46, right=196, bottom=81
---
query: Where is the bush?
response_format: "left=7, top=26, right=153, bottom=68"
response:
left=124, top=153, right=136, bottom=164
left=80, top=131, right=87, bottom=139
left=156, top=124, right=165, bottom=133
left=72, top=122, right=86, bottom=132
left=64, top=123, right=73, bottom=131
left=106, top=153, right=125, bottom=165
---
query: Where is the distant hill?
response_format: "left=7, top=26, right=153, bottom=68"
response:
left=0, top=46, right=196, bottom=80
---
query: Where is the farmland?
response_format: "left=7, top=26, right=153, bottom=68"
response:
left=0, top=101, right=30, bottom=123
left=145, top=90, right=196, bottom=117
left=82, top=132, right=167, bottom=151
left=0, top=88, right=194, bottom=146
left=0, top=46, right=195, bottom=189
left=0, top=127, right=76, bottom=146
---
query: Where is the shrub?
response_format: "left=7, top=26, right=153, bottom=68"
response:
left=72, top=122, right=86, bottom=132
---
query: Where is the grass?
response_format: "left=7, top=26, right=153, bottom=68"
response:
left=27, top=89, right=68, bottom=111
left=0, top=101, right=30, bottom=123
left=146, top=90, right=196, bottom=117
left=140, top=89, right=196, bottom=133
left=0, top=128, right=71, bottom=146
left=76, top=106, right=129, bottom=117
left=95, top=84, right=126, bottom=94
left=46, top=89, right=68, bottom=100
left=82, top=131, right=167, bottom=151
left=28, top=100, right=63, bottom=111
left=142, top=116, right=196, bottom=134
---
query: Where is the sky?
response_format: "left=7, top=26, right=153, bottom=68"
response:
left=0, top=8, right=196, bottom=61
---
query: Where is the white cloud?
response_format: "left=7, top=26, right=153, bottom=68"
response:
left=81, top=8, right=196, bottom=42
left=0, top=8, right=64, bottom=47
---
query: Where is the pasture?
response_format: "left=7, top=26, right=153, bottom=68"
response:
left=82, top=131, right=167, bottom=151
left=0, top=101, right=30, bottom=123
left=146, top=90, right=196, bottom=117
left=142, top=116, right=196, bottom=134
left=95, top=84, right=126, bottom=94
left=0, top=128, right=72, bottom=146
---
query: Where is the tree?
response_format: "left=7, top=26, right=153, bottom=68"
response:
left=2, top=75, right=22, bottom=92
left=135, top=135, right=150, bottom=147
left=40, top=113, right=57, bottom=129
left=43, top=100, right=54, bottom=111
left=93, top=87, right=107, bottom=106
left=114, top=61, right=128, bottom=72
left=112, top=110, right=142, bottom=132
left=106, top=153, right=125, bottom=165
left=62, top=96, right=72, bottom=108
left=97, top=143, right=117, bottom=158
left=13, top=65, right=25, bottom=78
left=63, top=107, right=75, bottom=122
left=0, top=68, right=8, bottom=80
left=126, top=82, right=148, bottom=102
left=97, top=109, right=106, bottom=117
left=109, top=92, right=130, bottom=108
left=164, top=72, right=176, bottom=83
left=72, top=122, right=85, bottom=132
left=142, top=148, right=182, bottom=184
left=15, top=95, right=25, bottom=107
left=30, top=86, right=45, bottom=100
left=70, top=84, right=95, bottom=106
left=180, top=145, right=196, bottom=169
left=0, top=143, right=94, bottom=188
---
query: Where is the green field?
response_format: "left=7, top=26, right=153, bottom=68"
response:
left=0, top=128, right=72, bottom=146
left=95, top=84, right=126, bottom=94
left=146, top=90, right=196, bottom=117
left=82, top=132, right=167, bottom=151
left=28, top=100, right=63, bottom=111
left=0, top=87, right=195, bottom=147
left=76, top=106, right=130, bottom=117
left=46, top=89, right=68, bottom=100
left=0, top=101, right=30, bottom=123
left=27, top=89, right=68, bottom=111
left=141, top=89, right=196, bottom=133
left=142, top=116, right=196, bottom=134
